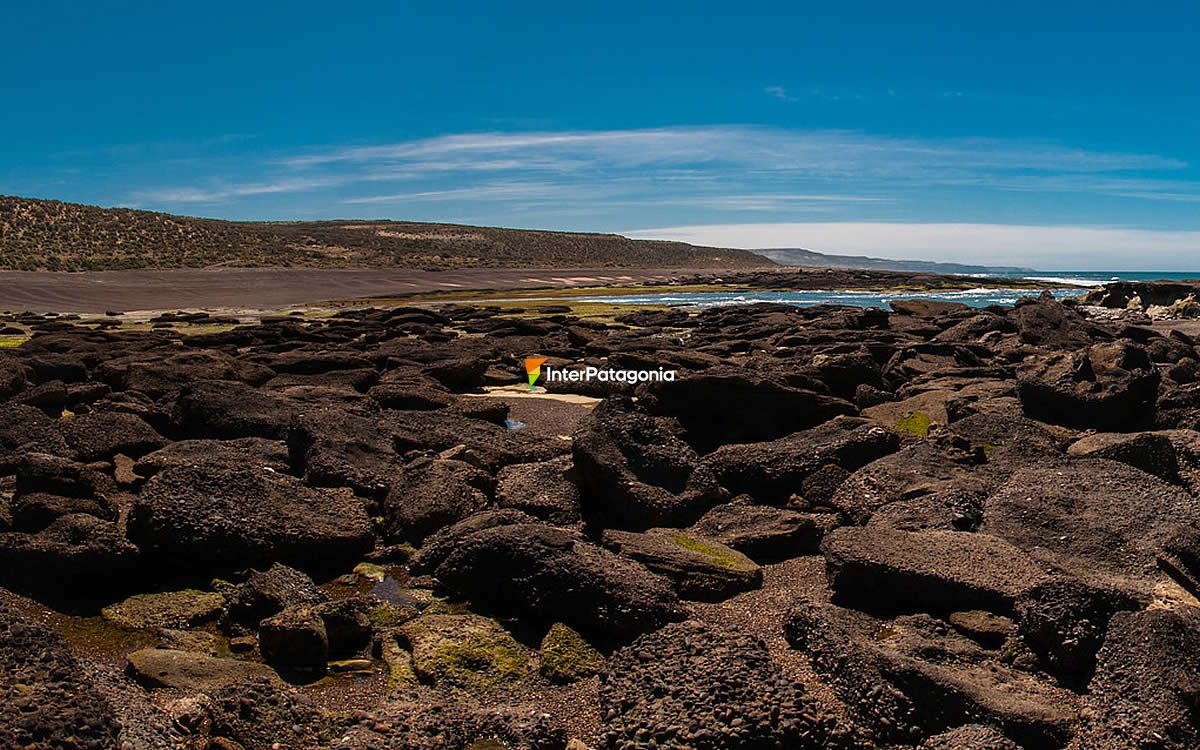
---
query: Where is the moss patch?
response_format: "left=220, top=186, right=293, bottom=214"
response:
left=101, top=589, right=225, bottom=630
left=670, top=533, right=756, bottom=572
left=399, top=614, right=530, bottom=692
left=539, top=622, right=604, bottom=683
left=896, top=410, right=933, bottom=437
left=0, top=336, right=27, bottom=348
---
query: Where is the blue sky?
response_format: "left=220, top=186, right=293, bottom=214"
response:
left=4, top=0, right=1200, bottom=268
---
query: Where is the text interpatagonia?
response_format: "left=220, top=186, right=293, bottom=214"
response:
left=543, top=365, right=677, bottom=384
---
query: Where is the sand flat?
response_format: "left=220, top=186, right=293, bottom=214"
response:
left=0, top=266, right=697, bottom=313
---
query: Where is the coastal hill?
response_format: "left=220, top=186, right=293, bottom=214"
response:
left=0, top=196, right=769, bottom=271
left=754, top=247, right=1034, bottom=275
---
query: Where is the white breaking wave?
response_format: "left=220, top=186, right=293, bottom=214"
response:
left=1022, top=275, right=1105, bottom=287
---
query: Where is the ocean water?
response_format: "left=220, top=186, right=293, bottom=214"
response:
left=1004, top=270, right=1200, bottom=286
left=526, top=287, right=1084, bottom=310
left=498, top=270, right=1198, bottom=310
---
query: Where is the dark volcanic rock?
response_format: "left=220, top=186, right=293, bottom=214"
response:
left=61, top=410, right=167, bottom=461
left=289, top=406, right=400, bottom=498
left=126, top=648, right=278, bottom=693
left=601, top=528, right=762, bottom=601
left=1015, top=576, right=1140, bottom=688
left=495, top=455, right=582, bottom=525
left=224, top=562, right=329, bottom=626
left=921, top=725, right=1020, bottom=749
left=1011, top=296, right=1108, bottom=349
left=0, top=601, right=122, bottom=748
left=0, top=514, right=140, bottom=598
left=784, top=598, right=1077, bottom=747
left=702, top=416, right=899, bottom=504
left=1066, top=431, right=1181, bottom=482
left=209, top=678, right=332, bottom=749
left=572, top=396, right=726, bottom=529
left=599, top=620, right=837, bottom=750
left=334, top=700, right=567, bottom=750
left=129, top=464, right=374, bottom=575
left=381, top=456, right=493, bottom=543
left=982, top=459, right=1200, bottom=591
left=1017, top=340, right=1160, bottom=430
left=866, top=488, right=983, bottom=532
left=173, top=378, right=297, bottom=439
left=134, top=437, right=290, bottom=477
left=690, top=502, right=841, bottom=561
left=1077, top=608, right=1200, bottom=750
left=259, top=605, right=329, bottom=672
left=429, top=519, right=683, bottom=642
left=822, top=527, right=1048, bottom=615
left=636, top=368, right=857, bottom=452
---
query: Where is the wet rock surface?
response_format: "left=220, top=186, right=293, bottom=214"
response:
left=4, top=289, right=1200, bottom=747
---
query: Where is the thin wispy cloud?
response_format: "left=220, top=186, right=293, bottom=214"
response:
left=127, top=126, right=1200, bottom=243
left=765, top=85, right=795, bottom=102
left=132, top=177, right=341, bottom=203
left=628, top=222, right=1200, bottom=270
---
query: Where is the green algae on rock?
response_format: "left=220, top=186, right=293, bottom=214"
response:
left=539, top=622, right=604, bottom=683
left=101, top=589, right=225, bottom=630
left=399, top=613, right=531, bottom=692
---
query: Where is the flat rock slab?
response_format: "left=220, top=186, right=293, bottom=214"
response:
left=982, top=459, right=1200, bottom=591
left=126, top=648, right=278, bottom=693
left=128, top=464, right=374, bottom=575
left=785, top=598, right=1078, bottom=748
left=822, top=527, right=1049, bottom=614
left=1077, top=608, right=1200, bottom=749
left=397, top=614, right=531, bottom=692
left=601, top=528, right=761, bottom=601
left=102, top=589, right=225, bottom=630
left=690, top=503, right=842, bottom=561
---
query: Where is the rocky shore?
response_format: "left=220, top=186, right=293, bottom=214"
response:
left=4, top=286, right=1200, bottom=748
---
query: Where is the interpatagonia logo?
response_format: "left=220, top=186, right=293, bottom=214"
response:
left=524, top=357, right=548, bottom=390
left=522, top=355, right=676, bottom=391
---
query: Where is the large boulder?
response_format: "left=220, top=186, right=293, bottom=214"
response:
left=224, top=563, right=328, bottom=626
left=636, top=368, right=857, bottom=452
left=380, top=457, right=493, bottom=543
left=1010, top=297, right=1107, bottom=349
left=690, top=502, right=841, bottom=561
left=428, top=519, right=683, bottom=642
left=397, top=613, right=532, bottom=692
left=784, top=598, right=1078, bottom=747
left=572, top=397, right=726, bottom=529
left=982, top=459, right=1200, bottom=592
left=134, top=437, right=290, bottom=478
left=702, top=416, right=899, bottom=504
left=1077, top=608, right=1200, bottom=749
left=333, top=699, right=566, bottom=750
left=1066, top=431, right=1181, bottom=482
left=601, top=528, right=762, bottom=601
left=288, top=406, right=400, bottom=499
left=258, top=606, right=329, bottom=673
left=96, top=349, right=273, bottom=398
left=822, top=527, right=1049, bottom=615
left=0, top=602, right=122, bottom=748
left=60, top=411, right=167, bottom=461
left=126, top=649, right=278, bottom=693
left=0, top=514, right=140, bottom=599
left=599, top=620, right=838, bottom=750
left=1015, top=577, right=1140, bottom=689
left=1017, top=340, right=1160, bottom=430
left=172, top=379, right=297, bottom=439
left=128, top=464, right=374, bottom=575
left=495, top=455, right=582, bottom=525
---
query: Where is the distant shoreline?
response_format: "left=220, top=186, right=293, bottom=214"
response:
left=0, top=265, right=1079, bottom=314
